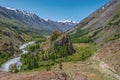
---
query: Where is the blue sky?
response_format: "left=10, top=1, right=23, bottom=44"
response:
left=0, top=0, right=109, bottom=22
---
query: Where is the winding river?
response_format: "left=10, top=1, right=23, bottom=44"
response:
left=0, top=41, right=35, bottom=72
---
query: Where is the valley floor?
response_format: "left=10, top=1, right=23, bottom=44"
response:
left=0, top=57, right=118, bottom=80
left=0, top=43, right=119, bottom=80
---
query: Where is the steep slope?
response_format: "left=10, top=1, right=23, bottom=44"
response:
left=67, top=0, right=119, bottom=34
left=0, top=22, right=24, bottom=65
left=0, top=17, right=47, bottom=66
left=68, top=0, right=120, bottom=77
left=0, top=6, right=77, bottom=32
left=0, top=25, right=24, bottom=54
left=69, top=0, right=120, bottom=46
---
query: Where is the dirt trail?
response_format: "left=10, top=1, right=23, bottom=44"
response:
left=93, top=56, right=120, bottom=80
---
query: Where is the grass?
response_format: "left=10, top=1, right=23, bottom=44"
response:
left=70, top=29, right=93, bottom=43
left=19, top=66, right=46, bottom=73
left=51, top=58, right=116, bottom=80
left=68, top=43, right=95, bottom=62
left=86, top=68, right=116, bottom=80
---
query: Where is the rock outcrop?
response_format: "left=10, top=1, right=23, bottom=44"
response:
left=41, top=31, right=75, bottom=57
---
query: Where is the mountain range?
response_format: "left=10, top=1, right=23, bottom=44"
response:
left=0, top=0, right=120, bottom=80
left=0, top=6, right=77, bottom=32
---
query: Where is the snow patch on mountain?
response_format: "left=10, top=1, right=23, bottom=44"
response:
left=58, top=20, right=78, bottom=23
left=6, top=7, right=16, bottom=11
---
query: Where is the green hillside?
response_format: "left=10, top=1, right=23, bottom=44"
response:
left=69, top=1, right=120, bottom=76
left=0, top=18, right=47, bottom=65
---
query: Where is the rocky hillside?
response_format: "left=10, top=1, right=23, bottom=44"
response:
left=0, top=17, right=47, bottom=66
left=69, top=0, right=120, bottom=49
left=67, top=0, right=120, bottom=34
left=41, top=31, right=75, bottom=54
left=0, top=26, right=24, bottom=55
left=0, top=22, right=24, bottom=65
left=69, top=0, right=120, bottom=77
left=0, top=6, right=77, bottom=32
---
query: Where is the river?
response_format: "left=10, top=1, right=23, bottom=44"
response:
left=0, top=41, right=35, bottom=72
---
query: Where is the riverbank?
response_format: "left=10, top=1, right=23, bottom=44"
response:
left=0, top=41, right=35, bottom=72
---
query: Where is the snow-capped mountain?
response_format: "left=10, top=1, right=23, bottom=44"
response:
left=58, top=20, right=78, bottom=26
left=58, top=20, right=77, bottom=23
left=0, top=6, right=77, bottom=32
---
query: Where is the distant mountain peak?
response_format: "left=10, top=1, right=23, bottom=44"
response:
left=21, top=10, right=35, bottom=16
left=4, top=6, right=35, bottom=17
left=58, top=20, right=77, bottom=23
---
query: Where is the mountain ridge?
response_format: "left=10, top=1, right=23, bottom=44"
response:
left=69, top=0, right=120, bottom=77
left=0, top=6, right=77, bottom=32
left=66, top=0, right=120, bottom=34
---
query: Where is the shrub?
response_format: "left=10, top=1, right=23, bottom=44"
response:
left=0, top=53, right=11, bottom=66
left=10, top=64, right=19, bottom=73
left=27, top=44, right=39, bottom=53
left=21, top=54, right=39, bottom=70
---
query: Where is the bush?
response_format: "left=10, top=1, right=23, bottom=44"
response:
left=21, top=54, right=39, bottom=70
left=0, top=53, right=11, bottom=66
left=59, top=62, right=63, bottom=70
left=50, top=31, right=60, bottom=41
left=27, top=44, right=39, bottom=53
left=10, top=64, right=19, bottom=73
